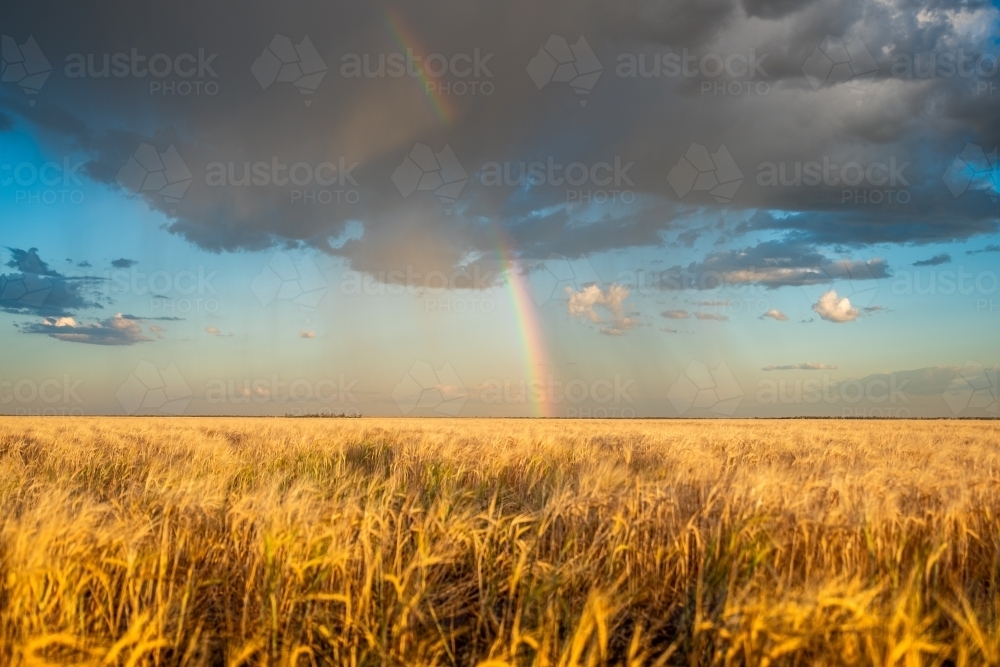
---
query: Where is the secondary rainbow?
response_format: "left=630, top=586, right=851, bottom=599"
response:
left=381, top=8, right=458, bottom=126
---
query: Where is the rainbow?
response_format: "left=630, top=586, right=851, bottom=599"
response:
left=490, top=227, right=555, bottom=418
left=381, top=8, right=458, bottom=126
left=382, top=8, right=551, bottom=416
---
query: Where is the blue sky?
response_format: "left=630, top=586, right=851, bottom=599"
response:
left=0, top=1, right=998, bottom=417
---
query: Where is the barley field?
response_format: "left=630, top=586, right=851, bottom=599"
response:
left=0, top=418, right=998, bottom=666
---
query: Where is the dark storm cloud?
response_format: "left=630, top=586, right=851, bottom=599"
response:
left=663, top=238, right=890, bottom=289
left=1, top=249, right=181, bottom=342
left=967, top=244, right=1000, bottom=255
left=913, top=253, right=951, bottom=266
left=111, top=258, right=137, bottom=268
left=5, top=248, right=60, bottom=277
left=744, top=209, right=997, bottom=247
left=0, top=248, right=103, bottom=316
left=741, top=0, right=822, bottom=20
left=498, top=201, right=684, bottom=261
left=119, top=313, right=183, bottom=321
left=1, top=0, right=997, bottom=282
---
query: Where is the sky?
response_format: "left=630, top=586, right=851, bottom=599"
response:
left=0, top=0, right=997, bottom=418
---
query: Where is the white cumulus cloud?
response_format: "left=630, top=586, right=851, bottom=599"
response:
left=813, top=290, right=859, bottom=323
left=566, top=284, right=638, bottom=335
